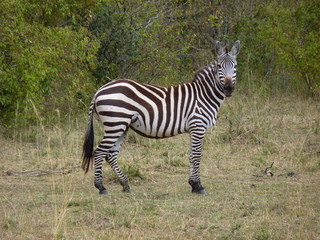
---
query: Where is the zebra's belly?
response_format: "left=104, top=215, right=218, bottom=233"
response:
left=129, top=118, right=164, bottom=138
left=130, top=115, right=186, bottom=138
left=130, top=122, right=159, bottom=138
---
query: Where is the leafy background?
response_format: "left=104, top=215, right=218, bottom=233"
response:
left=1, top=0, right=319, bottom=129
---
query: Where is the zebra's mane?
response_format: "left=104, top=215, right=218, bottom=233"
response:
left=192, top=62, right=217, bottom=83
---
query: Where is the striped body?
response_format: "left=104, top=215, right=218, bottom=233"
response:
left=82, top=40, right=241, bottom=194
left=95, top=66, right=223, bottom=139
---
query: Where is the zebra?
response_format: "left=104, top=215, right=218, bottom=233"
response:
left=82, top=40, right=241, bottom=195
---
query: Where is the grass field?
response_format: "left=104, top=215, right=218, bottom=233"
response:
left=1, top=94, right=319, bottom=240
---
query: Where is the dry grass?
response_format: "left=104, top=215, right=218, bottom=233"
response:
left=0, top=95, right=319, bottom=240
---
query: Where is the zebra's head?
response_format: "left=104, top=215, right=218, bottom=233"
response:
left=214, top=40, right=241, bottom=97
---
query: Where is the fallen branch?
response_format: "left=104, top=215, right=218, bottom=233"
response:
left=2, top=166, right=80, bottom=177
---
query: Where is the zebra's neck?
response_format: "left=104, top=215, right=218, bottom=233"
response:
left=191, top=63, right=225, bottom=104
left=180, top=63, right=225, bottom=129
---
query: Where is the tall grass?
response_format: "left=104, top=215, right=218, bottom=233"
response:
left=0, top=94, right=319, bottom=239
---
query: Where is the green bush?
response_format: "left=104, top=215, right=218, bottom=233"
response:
left=0, top=0, right=99, bottom=128
left=1, top=0, right=319, bottom=130
left=235, top=0, right=320, bottom=95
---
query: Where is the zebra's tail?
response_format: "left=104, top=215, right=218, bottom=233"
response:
left=81, top=100, right=95, bottom=174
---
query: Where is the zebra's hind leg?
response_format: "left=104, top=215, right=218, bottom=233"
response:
left=94, top=146, right=108, bottom=194
left=107, top=150, right=131, bottom=193
left=106, top=132, right=131, bottom=193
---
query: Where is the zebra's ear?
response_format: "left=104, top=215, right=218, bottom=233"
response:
left=230, top=40, right=241, bottom=57
left=214, top=41, right=226, bottom=57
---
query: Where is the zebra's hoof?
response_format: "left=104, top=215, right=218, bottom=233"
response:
left=99, top=189, right=108, bottom=195
left=192, top=189, right=206, bottom=195
left=123, top=188, right=132, bottom=193
left=189, top=180, right=206, bottom=195
left=198, top=189, right=206, bottom=195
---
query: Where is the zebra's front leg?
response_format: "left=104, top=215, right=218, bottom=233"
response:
left=94, top=147, right=108, bottom=194
left=188, top=130, right=206, bottom=194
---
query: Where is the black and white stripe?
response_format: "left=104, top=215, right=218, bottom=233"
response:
left=82, top=40, right=241, bottom=194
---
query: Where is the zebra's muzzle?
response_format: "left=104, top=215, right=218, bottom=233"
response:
left=224, top=78, right=234, bottom=97
left=224, top=89, right=233, bottom=97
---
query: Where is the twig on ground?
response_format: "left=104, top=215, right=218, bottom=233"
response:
left=1, top=166, right=80, bottom=177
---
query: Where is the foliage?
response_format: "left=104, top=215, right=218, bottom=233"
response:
left=0, top=0, right=319, bottom=129
left=88, top=0, right=140, bottom=83
left=0, top=0, right=99, bottom=128
left=234, top=0, right=320, bottom=95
